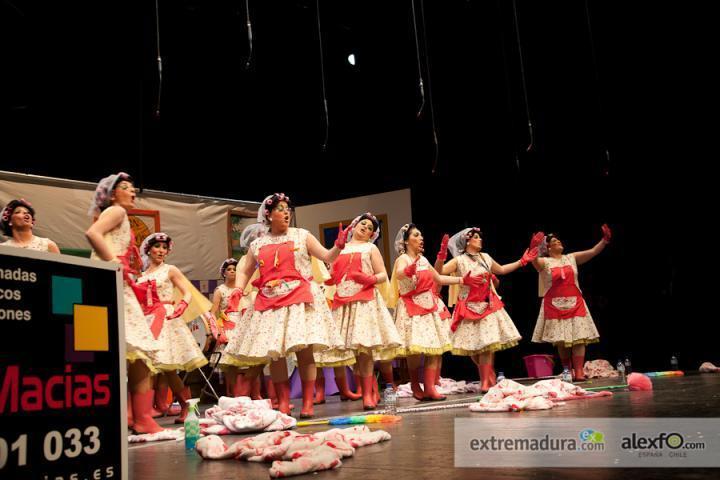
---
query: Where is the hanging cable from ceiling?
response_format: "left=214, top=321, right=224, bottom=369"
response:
left=411, top=0, right=440, bottom=173
left=154, top=0, right=162, bottom=119
left=511, top=0, right=534, bottom=153
left=584, top=0, right=611, bottom=175
left=243, top=0, right=254, bottom=69
left=315, top=0, right=329, bottom=151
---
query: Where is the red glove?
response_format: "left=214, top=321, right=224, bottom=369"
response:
left=601, top=224, right=612, bottom=243
left=334, top=223, right=352, bottom=250
left=347, top=270, right=377, bottom=287
left=435, top=234, right=450, bottom=263
left=529, top=231, right=545, bottom=250
left=519, top=247, right=538, bottom=267
left=462, top=272, right=486, bottom=288
left=403, top=256, right=420, bottom=277
left=324, top=276, right=336, bottom=286
left=167, top=300, right=188, bottom=319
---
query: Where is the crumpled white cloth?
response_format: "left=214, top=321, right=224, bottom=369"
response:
left=584, top=359, right=618, bottom=378
left=700, top=362, right=720, bottom=373
left=199, top=396, right=296, bottom=434
left=395, top=377, right=483, bottom=398
left=469, top=378, right=612, bottom=412
left=196, top=426, right=391, bottom=477
left=128, top=429, right=184, bottom=443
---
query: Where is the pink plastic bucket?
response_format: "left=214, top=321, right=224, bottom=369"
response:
left=523, top=354, right=555, bottom=378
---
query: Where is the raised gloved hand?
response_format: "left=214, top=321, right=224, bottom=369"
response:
left=436, top=234, right=450, bottom=263
left=334, top=223, right=352, bottom=250
left=519, top=247, right=539, bottom=267
left=167, top=300, right=188, bottom=319
left=601, top=224, right=612, bottom=243
left=403, top=256, right=421, bottom=277
left=347, top=270, right=377, bottom=286
left=529, top=231, right=545, bottom=250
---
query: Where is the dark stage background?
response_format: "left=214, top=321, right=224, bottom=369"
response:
left=2, top=1, right=716, bottom=378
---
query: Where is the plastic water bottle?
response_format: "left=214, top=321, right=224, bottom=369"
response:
left=670, top=355, right=679, bottom=371
left=561, top=367, right=573, bottom=383
left=616, top=360, right=626, bottom=383
left=383, top=384, right=397, bottom=414
left=624, top=357, right=632, bottom=374
left=184, top=398, right=201, bottom=451
left=496, top=371, right=506, bottom=383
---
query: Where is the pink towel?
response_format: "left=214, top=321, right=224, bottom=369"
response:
left=196, top=426, right=391, bottom=477
left=469, top=379, right=612, bottom=412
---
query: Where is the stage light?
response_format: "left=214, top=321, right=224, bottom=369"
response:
left=347, top=53, right=356, bottom=66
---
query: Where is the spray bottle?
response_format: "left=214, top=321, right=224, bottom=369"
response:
left=184, top=398, right=201, bottom=451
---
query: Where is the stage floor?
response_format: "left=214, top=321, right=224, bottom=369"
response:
left=129, top=373, right=720, bottom=479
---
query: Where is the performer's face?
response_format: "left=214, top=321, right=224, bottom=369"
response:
left=10, top=206, right=34, bottom=230
left=224, top=264, right=236, bottom=280
left=270, top=201, right=292, bottom=229
left=112, top=181, right=136, bottom=210
left=149, top=242, right=168, bottom=263
left=406, top=228, right=424, bottom=254
left=467, top=232, right=482, bottom=252
left=353, top=218, right=375, bottom=242
left=548, top=237, right=564, bottom=254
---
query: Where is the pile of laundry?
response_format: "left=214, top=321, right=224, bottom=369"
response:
left=196, top=425, right=391, bottom=477
left=395, top=377, right=483, bottom=398
left=699, top=362, right=720, bottom=373
left=128, top=396, right=296, bottom=443
left=469, top=378, right=612, bottom=412
left=199, top=396, right=296, bottom=435
left=583, top=359, right=618, bottom=379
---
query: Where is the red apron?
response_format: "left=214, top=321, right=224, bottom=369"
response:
left=400, top=269, right=444, bottom=317
left=252, top=241, right=314, bottom=312
left=222, top=289, right=243, bottom=329
left=543, top=265, right=587, bottom=320
left=131, top=279, right=169, bottom=339
left=330, top=252, right=375, bottom=310
left=450, top=272, right=505, bottom=332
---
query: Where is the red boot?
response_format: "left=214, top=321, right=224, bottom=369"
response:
left=373, top=377, right=381, bottom=404
left=380, top=366, right=396, bottom=390
left=131, top=390, right=164, bottom=434
left=127, top=391, right=134, bottom=429
left=353, top=373, right=363, bottom=396
left=273, top=380, right=291, bottom=415
left=572, top=355, right=586, bottom=381
left=154, top=384, right=170, bottom=416
left=251, top=376, right=262, bottom=400
left=174, top=387, right=192, bottom=424
left=266, top=378, right=279, bottom=409
left=233, top=373, right=251, bottom=397
left=560, top=355, right=572, bottom=377
left=423, top=367, right=446, bottom=401
left=314, top=376, right=326, bottom=404
left=435, top=368, right=441, bottom=386
left=360, top=375, right=376, bottom=410
left=335, top=375, right=361, bottom=401
left=478, top=364, right=494, bottom=393
left=409, top=368, right=425, bottom=401
left=300, top=380, right=315, bottom=419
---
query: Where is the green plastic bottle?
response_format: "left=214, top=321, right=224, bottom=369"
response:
left=184, top=398, right=201, bottom=451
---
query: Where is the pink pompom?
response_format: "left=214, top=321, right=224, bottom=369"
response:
left=628, top=373, right=653, bottom=391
